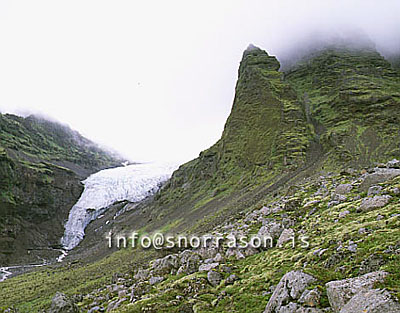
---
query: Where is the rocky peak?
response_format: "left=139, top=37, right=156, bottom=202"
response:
left=239, top=44, right=280, bottom=74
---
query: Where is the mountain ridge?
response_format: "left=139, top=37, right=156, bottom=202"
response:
left=1, top=44, right=400, bottom=312
left=0, top=113, right=123, bottom=266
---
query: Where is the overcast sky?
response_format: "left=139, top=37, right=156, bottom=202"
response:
left=0, top=1, right=399, bottom=163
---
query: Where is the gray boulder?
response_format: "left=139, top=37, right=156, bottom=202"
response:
left=259, top=221, right=284, bottom=239
left=48, top=292, right=79, bottom=313
left=340, top=289, right=400, bottom=313
left=387, top=159, right=400, bottom=169
left=326, top=271, right=387, bottom=312
left=198, top=262, right=219, bottom=272
left=335, top=184, right=353, bottom=195
left=177, top=250, right=201, bottom=275
left=360, top=169, right=400, bottom=191
left=264, top=271, right=316, bottom=313
left=367, top=185, right=383, bottom=196
left=359, top=195, right=391, bottom=212
left=207, top=270, right=222, bottom=287
left=150, top=254, right=179, bottom=275
left=149, top=276, right=164, bottom=285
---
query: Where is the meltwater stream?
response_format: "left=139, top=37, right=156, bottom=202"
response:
left=61, top=162, right=178, bottom=251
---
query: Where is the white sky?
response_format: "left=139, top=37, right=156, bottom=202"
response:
left=0, top=0, right=399, bottom=163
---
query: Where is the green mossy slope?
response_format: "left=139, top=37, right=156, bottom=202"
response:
left=0, top=113, right=122, bottom=265
left=285, top=48, right=400, bottom=167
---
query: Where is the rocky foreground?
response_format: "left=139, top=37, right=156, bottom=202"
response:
left=43, top=159, right=400, bottom=312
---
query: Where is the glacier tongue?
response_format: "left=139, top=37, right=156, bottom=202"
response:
left=61, top=162, right=178, bottom=250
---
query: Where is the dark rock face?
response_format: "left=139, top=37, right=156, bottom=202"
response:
left=0, top=113, right=122, bottom=265
left=0, top=162, right=84, bottom=265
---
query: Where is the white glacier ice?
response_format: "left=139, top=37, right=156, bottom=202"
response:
left=60, top=162, right=178, bottom=250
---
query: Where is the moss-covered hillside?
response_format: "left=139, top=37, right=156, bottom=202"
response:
left=1, top=44, right=400, bottom=312
left=285, top=48, right=400, bottom=167
left=0, top=113, right=122, bottom=265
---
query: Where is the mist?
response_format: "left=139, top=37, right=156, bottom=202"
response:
left=0, top=0, right=399, bottom=163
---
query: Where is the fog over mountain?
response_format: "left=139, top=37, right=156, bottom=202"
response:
left=0, top=0, right=399, bottom=163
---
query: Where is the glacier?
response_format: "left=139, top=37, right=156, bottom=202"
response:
left=60, top=162, right=178, bottom=250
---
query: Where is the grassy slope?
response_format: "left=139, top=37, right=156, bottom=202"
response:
left=115, top=172, right=400, bottom=313
left=1, top=47, right=400, bottom=312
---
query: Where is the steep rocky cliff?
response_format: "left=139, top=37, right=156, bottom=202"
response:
left=0, top=114, right=122, bottom=265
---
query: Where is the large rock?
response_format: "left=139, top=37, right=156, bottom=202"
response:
left=48, top=292, right=79, bottom=313
left=150, top=254, right=179, bottom=275
left=177, top=250, right=201, bottom=275
left=340, top=289, right=400, bottom=313
left=264, top=271, right=316, bottom=313
left=358, top=195, right=392, bottom=212
left=198, top=262, right=219, bottom=272
left=326, top=271, right=387, bottom=312
left=335, top=184, right=353, bottom=195
left=207, top=270, right=222, bottom=287
left=149, top=276, right=164, bottom=285
left=387, top=159, right=400, bottom=169
left=359, top=169, right=400, bottom=191
left=258, top=221, right=284, bottom=240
